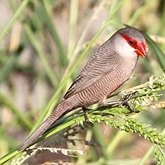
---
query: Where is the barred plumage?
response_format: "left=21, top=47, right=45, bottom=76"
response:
left=20, top=27, right=147, bottom=151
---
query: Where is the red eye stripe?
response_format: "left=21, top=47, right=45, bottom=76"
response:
left=119, top=32, right=146, bottom=57
left=119, top=32, right=137, bottom=47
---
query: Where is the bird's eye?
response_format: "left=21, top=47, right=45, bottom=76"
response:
left=129, top=40, right=134, bottom=45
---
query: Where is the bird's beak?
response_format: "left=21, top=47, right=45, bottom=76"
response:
left=135, top=42, right=147, bottom=58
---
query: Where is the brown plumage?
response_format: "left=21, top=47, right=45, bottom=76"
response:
left=20, top=27, right=147, bottom=150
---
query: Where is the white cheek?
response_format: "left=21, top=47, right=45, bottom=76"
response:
left=115, top=38, right=136, bottom=58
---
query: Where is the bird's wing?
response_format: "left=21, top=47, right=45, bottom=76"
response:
left=64, top=41, right=118, bottom=99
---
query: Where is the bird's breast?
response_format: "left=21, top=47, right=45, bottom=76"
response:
left=70, top=56, right=137, bottom=107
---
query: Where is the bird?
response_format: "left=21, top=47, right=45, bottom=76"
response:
left=20, top=26, right=147, bottom=151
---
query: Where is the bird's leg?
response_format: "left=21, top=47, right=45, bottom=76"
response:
left=98, top=99, right=121, bottom=109
left=98, top=91, right=137, bottom=112
left=82, top=107, right=89, bottom=122
left=100, top=100, right=121, bottom=107
left=82, top=107, right=93, bottom=127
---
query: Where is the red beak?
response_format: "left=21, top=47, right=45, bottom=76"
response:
left=135, top=42, right=146, bottom=58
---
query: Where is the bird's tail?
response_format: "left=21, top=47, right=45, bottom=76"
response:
left=20, top=99, right=75, bottom=151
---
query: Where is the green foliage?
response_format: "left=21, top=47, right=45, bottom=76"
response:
left=154, top=146, right=165, bottom=165
left=0, top=0, right=165, bottom=164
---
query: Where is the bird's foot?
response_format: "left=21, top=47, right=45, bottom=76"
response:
left=120, top=91, right=137, bottom=112
left=82, top=107, right=94, bottom=127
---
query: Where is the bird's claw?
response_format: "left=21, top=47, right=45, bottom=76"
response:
left=122, top=91, right=137, bottom=101
left=120, top=91, right=137, bottom=112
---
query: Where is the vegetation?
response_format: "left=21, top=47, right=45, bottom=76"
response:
left=0, top=0, right=165, bottom=164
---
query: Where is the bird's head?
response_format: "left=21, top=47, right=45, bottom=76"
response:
left=118, top=27, right=147, bottom=58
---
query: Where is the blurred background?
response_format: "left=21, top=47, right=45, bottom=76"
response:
left=0, top=0, right=164, bottom=164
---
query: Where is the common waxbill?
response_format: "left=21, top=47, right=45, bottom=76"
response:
left=20, top=27, right=147, bottom=150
